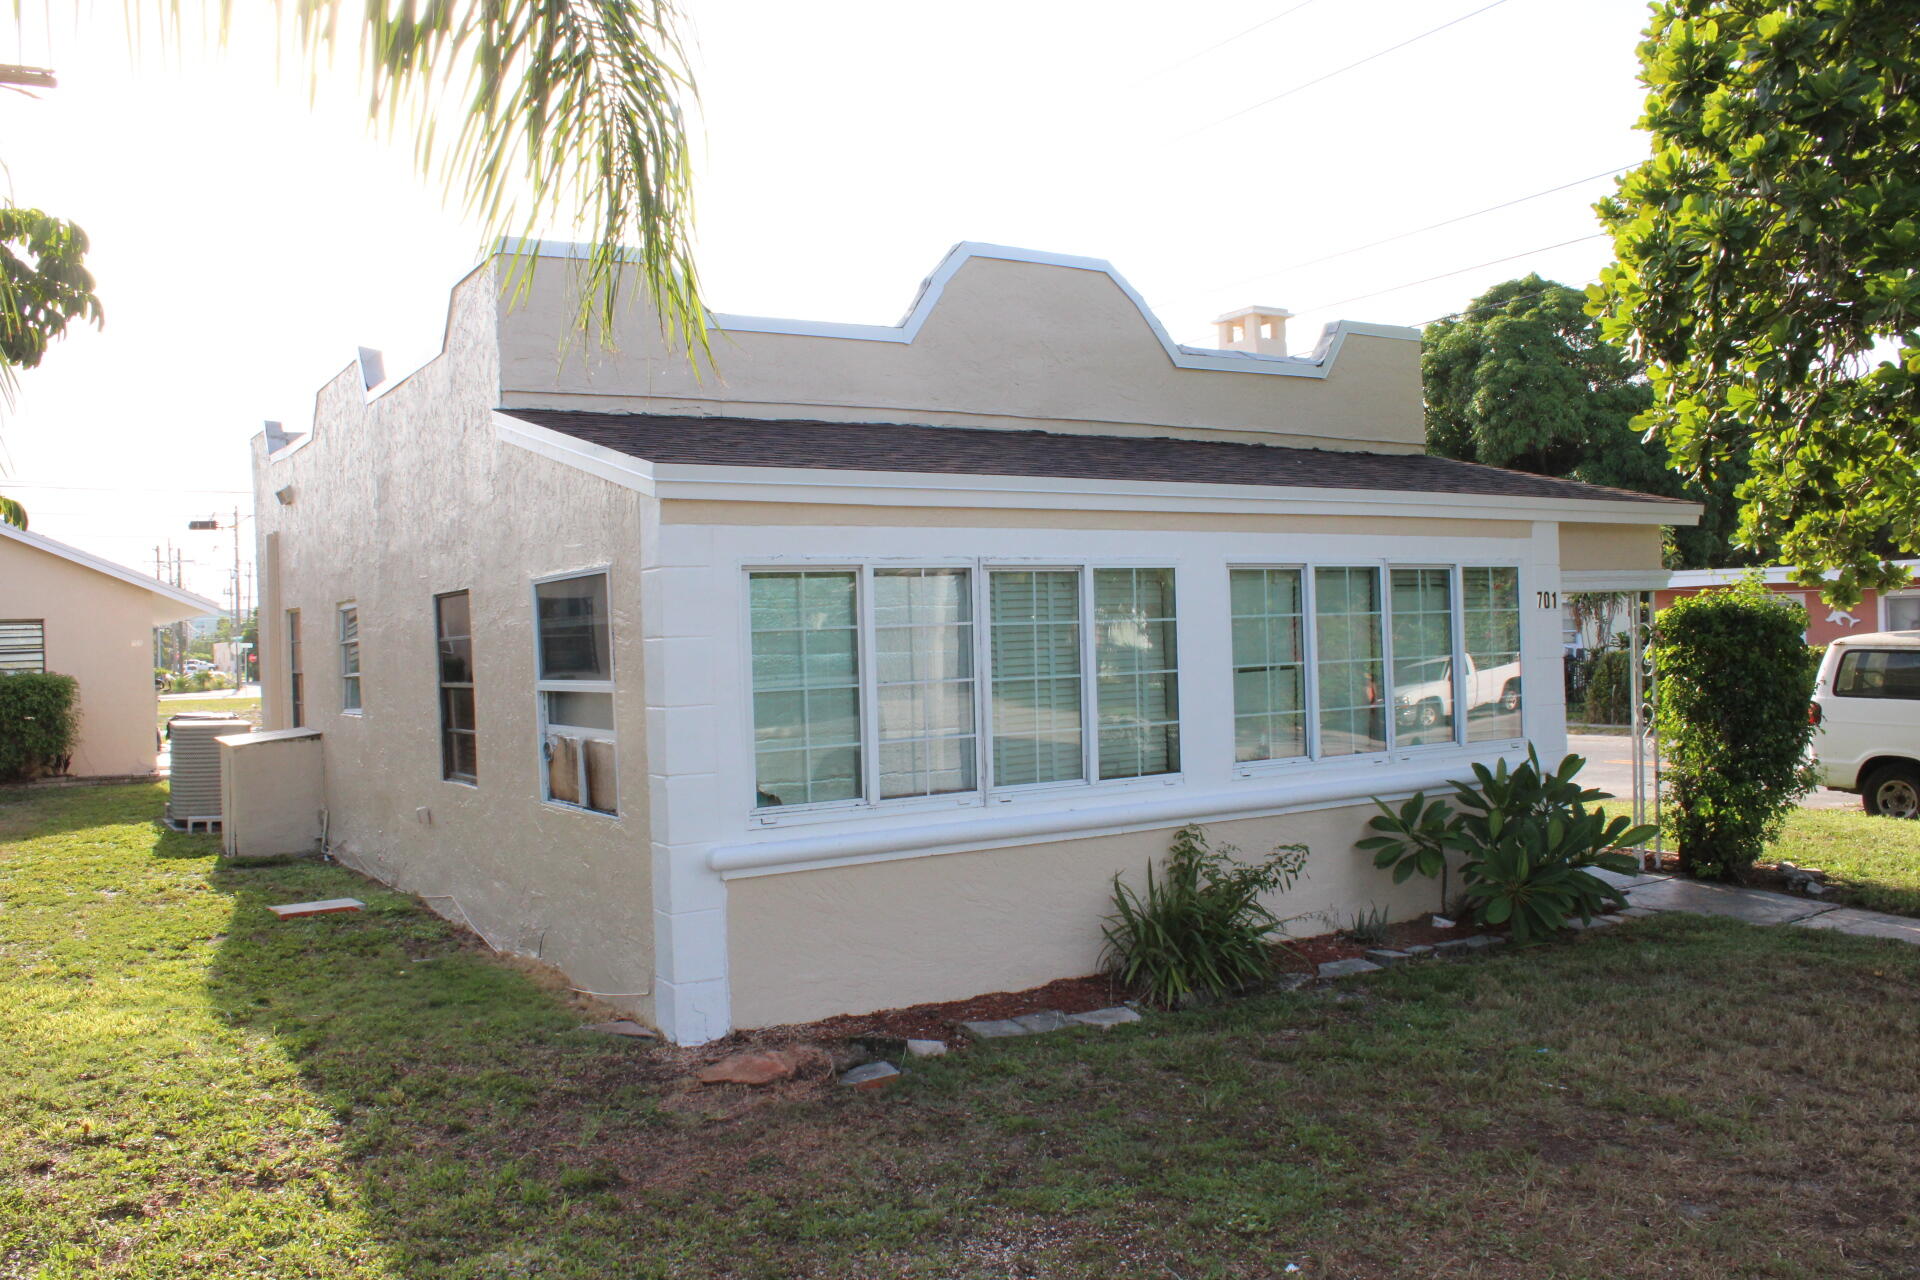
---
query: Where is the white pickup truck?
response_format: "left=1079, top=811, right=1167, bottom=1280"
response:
left=1811, top=630, right=1920, bottom=818
left=1393, top=654, right=1521, bottom=730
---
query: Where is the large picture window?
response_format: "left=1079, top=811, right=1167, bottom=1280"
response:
left=535, top=572, right=616, bottom=814
left=435, top=591, right=477, bottom=783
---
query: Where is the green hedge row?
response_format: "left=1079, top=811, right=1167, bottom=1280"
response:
left=0, top=673, right=79, bottom=782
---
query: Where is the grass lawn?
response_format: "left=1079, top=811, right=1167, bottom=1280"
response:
left=156, top=695, right=262, bottom=734
left=5, top=784, right=1920, bottom=1278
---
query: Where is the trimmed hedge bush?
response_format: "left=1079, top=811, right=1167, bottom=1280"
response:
left=1582, top=648, right=1635, bottom=725
left=1653, top=581, right=1817, bottom=879
left=0, top=672, right=79, bottom=781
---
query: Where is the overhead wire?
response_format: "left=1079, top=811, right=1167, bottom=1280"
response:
left=1181, top=0, right=1516, bottom=139
left=1288, top=231, right=1611, bottom=318
left=1133, top=0, right=1323, bottom=83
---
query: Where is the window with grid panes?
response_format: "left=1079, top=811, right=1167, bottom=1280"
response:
left=873, top=568, right=976, bottom=799
left=1313, top=567, right=1386, bottom=756
left=435, top=591, right=477, bottom=783
left=1462, top=566, right=1523, bottom=741
left=749, top=571, right=862, bottom=807
left=987, top=570, right=1085, bottom=788
left=1092, top=568, right=1179, bottom=779
left=1229, top=569, right=1307, bottom=762
left=1389, top=568, right=1455, bottom=746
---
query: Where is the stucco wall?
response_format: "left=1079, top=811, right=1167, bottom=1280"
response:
left=253, top=265, right=658, bottom=1020
left=496, top=250, right=1424, bottom=452
left=727, top=802, right=1417, bottom=1028
left=0, top=535, right=160, bottom=777
left=1560, top=522, right=1664, bottom=573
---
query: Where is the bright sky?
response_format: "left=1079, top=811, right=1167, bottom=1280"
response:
left=2, top=0, right=1655, bottom=603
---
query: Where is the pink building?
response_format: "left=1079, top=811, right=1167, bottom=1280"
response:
left=1655, top=561, right=1920, bottom=646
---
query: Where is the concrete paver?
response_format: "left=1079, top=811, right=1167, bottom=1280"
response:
left=1788, top=908, right=1920, bottom=944
left=1622, top=878, right=1838, bottom=925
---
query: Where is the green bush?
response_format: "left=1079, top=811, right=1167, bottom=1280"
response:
left=1364, top=748, right=1655, bottom=939
left=1583, top=648, right=1635, bottom=725
left=0, top=672, right=79, bottom=781
left=1654, top=581, right=1818, bottom=879
left=1102, top=824, right=1308, bottom=1007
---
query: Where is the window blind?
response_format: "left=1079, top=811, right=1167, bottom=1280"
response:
left=988, top=570, right=1084, bottom=787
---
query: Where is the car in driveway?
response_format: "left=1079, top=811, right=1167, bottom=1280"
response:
left=1811, top=630, right=1920, bottom=818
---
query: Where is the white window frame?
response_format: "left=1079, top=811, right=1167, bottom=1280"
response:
left=1230, top=558, right=1525, bottom=778
left=532, top=568, right=619, bottom=818
left=337, top=602, right=361, bottom=715
left=743, top=557, right=1186, bottom=824
left=0, top=618, right=47, bottom=675
left=1881, top=589, right=1920, bottom=633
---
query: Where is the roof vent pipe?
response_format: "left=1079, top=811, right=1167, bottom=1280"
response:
left=1213, top=306, right=1293, bottom=357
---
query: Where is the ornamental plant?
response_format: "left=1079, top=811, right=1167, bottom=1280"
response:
left=1365, top=748, right=1657, bottom=940
left=0, top=672, right=79, bottom=781
left=1102, top=824, right=1308, bottom=1007
left=1653, top=581, right=1818, bottom=879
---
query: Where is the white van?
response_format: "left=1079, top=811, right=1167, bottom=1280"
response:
left=1810, top=630, right=1920, bottom=818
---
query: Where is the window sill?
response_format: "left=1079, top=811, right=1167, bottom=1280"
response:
left=540, top=798, right=620, bottom=821
left=747, top=772, right=1184, bottom=828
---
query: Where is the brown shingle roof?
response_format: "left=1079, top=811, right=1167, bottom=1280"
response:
left=502, top=409, right=1693, bottom=507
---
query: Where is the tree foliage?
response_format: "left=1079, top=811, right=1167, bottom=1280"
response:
left=1423, top=275, right=1751, bottom=567
left=1653, top=580, right=1818, bottom=879
left=1594, top=0, right=1920, bottom=606
left=0, top=206, right=101, bottom=372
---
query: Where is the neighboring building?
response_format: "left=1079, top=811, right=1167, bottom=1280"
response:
left=1656, top=562, right=1920, bottom=645
left=0, top=522, right=221, bottom=777
left=247, top=241, right=1697, bottom=1044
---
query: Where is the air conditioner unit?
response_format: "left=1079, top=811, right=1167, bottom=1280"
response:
left=166, top=713, right=246, bottom=832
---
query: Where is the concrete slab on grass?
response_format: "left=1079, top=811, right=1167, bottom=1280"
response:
left=1068, top=1006, right=1141, bottom=1029
left=268, top=898, right=363, bottom=919
left=1788, top=907, right=1920, bottom=945
left=1622, top=878, right=1837, bottom=925
left=1318, top=957, right=1383, bottom=979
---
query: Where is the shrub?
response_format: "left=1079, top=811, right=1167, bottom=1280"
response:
left=0, top=672, right=79, bottom=781
left=1365, top=748, right=1656, bottom=939
left=1654, top=581, right=1818, bottom=879
left=1102, top=824, right=1308, bottom=1007
left=1582, top=648, right=1635, bottom=725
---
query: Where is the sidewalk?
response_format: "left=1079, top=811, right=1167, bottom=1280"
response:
left=1569, top=733, right=1856, bottom=811
left=1591, top=867, right=1920, bottom=945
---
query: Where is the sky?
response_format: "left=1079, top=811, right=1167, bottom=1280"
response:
left=1, top=0, right=1658, bottom=604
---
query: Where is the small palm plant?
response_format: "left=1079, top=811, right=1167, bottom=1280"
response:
left=1102, top=825, right=1308, bottom=1007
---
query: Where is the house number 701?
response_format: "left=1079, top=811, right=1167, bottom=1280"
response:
left=1537, top=591, right=1559, bottom=609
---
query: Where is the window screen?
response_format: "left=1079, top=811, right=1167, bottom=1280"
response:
left=1462, top=567, right=1522, bottom=741
left=989, top=570, right=1084, bottom=788
left=1314, top=567, right=1386, bottom=756
left=1230, top=569, right=1306, bottom=763
left=1391, top=568, right=1455, bottom=746
left=1093, top=568, right=1179, bottom=779
left=873, top=568, right=976, bottom=799
left=749, top=571, right=862, bottom=807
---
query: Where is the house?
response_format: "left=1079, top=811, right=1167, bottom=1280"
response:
left=242, top=241, right=1698, bottom=1044
left=0, top=522, right=221, bottom=778
left=1655, top=563, right=1920, bottom=644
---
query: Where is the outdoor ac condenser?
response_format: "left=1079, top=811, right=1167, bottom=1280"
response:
left=165, top=713, right=246, bottom=832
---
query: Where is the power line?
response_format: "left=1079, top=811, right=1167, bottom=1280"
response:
left=1290, top=231, right=1610, bottom=317
left=1137, top=0, right=1322, bottom=82
left=1198, top=163, right=1635, bottom=297
left=1183, top=0, right=1516, bottom=138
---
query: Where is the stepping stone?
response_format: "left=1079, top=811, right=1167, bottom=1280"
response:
left=1624, top=878, right=1837, bottom=925
left=840, top=1061, right=899, bottom=1090
left=1789, top=907, right=1920, bottom=945
left=959, top=1018, right=1032, bottom=1040
left=904, top=1038, right=948, bottom=1058
left=1317, top=957, right=1383, bottom=979
left=1364, top=949, right=1412, bottom=966
left=1011, top=1010, right=1072, bottom=1034
left=1068, top=1006, right=1141, bottom=1029
left=1402, top=944, right=1435, bottom=958
left=1457, top=935, right=1497, bottom=950
left=267, top=898, right=363, bottom=919
left=1433, top=939, right=1472, bottom=956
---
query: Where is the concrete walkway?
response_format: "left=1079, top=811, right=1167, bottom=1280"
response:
left=1592, top=868, right=1920, bottom=945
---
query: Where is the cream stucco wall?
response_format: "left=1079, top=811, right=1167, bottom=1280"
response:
left=497, top=248, right=1425, bottom=452
left=0, top=535, right=163, bottom=778
left=1560, top=522, right=1666, bottom=573
left=727, top=803, right=1419, bottom=1028
left=253, top=265, right=658, bottom=1021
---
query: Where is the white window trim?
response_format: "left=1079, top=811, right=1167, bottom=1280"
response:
left=337, top=602, right=361, bottom=716
left=1228, top=558, right=1526, bottom=778
left=1881, top=589, right=1920, bottom=632
left=744, top=557, right=1187, bottom=825
left=532, top=568, right=620, bottom=819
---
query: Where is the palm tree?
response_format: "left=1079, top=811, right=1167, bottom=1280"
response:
left=2, top=0, right=706, bottom=528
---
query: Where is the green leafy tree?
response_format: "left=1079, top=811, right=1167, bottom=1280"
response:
left=1593, top=0, right=1920, bottom=606
left=0, top=206, right=103, bottom=528
left=1423, top=274, right=1753, bottom=567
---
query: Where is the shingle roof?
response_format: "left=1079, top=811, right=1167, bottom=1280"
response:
left=502, top=409, right=1693, bottom=508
